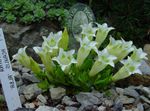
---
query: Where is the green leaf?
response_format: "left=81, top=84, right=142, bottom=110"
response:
left=37, top=79, right=50, bottom=90
left=20, top=14, right=34, bottom=24
left=80, top=58, right=93, bottom=71
left=59, top=27, right=69, bottom=50
left=5, top=13, right=16, bottom=23
left=29, top=57, right=42, bottom=74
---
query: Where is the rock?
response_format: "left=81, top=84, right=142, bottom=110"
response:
left=140, top=96, right=150, bottom=104
left=98, top=106, right=106, bottom=111
left=146, top=108, right=150, bottom=111
left=103, top=99, right=113, bottom=107
left=104, top=89, right=118, bottom=100
left=142, top=87, right=150, bottom=97
left=137, top=103, right=144, bottom=111
left=12, top=62, right=23, bottom=71
left=24, top=103, right=35, bottom=108
left=122, top=108, right=132, bottom=111
left=22, top=67, right=31, bottom=73
left=56, top=104, right=65, bottom=110
left=22, top=73, right=40, bottom=83
left=23, top=84, right=42, bottom=100
left=20, top=95, right=26, bottom=104
left=112, top=102, right=123, bottom=111
left=91, top=90, right=103, bottom=98
left=14, top=71, right=22, bottom=79
left=65, top=106, right=78, bottom=111
left=18, top=85, right=26, bottom=94
left=143, top=103, right=150, bottom=109
left=76, top=92, right=101, bottom=106
left=116, top=95, right=135, bottom=104
left=131, top=108, right=140, bottom=111
left=116, top=74, right=150, bottom=86
left=116, top=87, right=124, bottom=95
left=39, top=26, right=49, bottom=36
left=139, top=60, right=150, bottom=75
left=16, top=78, right=23, bottom=87
left=35, top=106, right=59, bottom=111
left=62, top=96, right=78, bottom=106
left=123, top=87, right=139, bottom=98
left=15, top=108, right=35, bottom=111
left=0, top=22, right=58, bottom=57
left=14, top=71, right=23, bottom=86
left=0, top=23, right=31, bottom=56
left=37, top=94, right=47, bottom=104
left=136, top=86, right=150, bottom=99
left=49, top=87, right=66, bottom=100
left=82, top=105, right=98, bottom=111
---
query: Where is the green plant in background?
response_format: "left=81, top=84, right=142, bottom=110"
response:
left=0, top=0, right=75, bottom=26
left=13, top=22, right=147, bottom=92
left=20, top=14, right=34, bottom=24
left=5, top=13, right=16, bottom=23
left=47, top=8, right=69, bottom=26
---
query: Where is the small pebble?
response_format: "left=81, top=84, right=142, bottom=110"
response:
left=140, top=96, right=150, bottom=104
left=37, top=94, right=47, bottom=104
left=22, top=67, right=31, bottom=73
left=65, top=106, right=78, bottom=111
left=24, top=103, right=35, bottom=108
left=98, top=106, right=106, bottom=111
left=137, top=103, right=144, bottom=111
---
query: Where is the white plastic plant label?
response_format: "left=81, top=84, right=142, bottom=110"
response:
left=0, top=28, right=22, bottom=111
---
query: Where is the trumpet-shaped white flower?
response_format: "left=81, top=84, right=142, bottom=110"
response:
left=13, top=46, right=41, bottom=74
left=121, top=57, right=141, bottom=74
left=80, top=23, right=98, bottom=40
left=33, top=46, right=43, bottom=54
left=89, top=49, right=117, bottom=76
left=97, top=49, right=117, bottom=67
left=112, top=57, right=141, bottom=82
left=13, top=46, right=30, bottom=67
left=52, top=48, right=77, bottom=73
left=42, top=31, right=62, bottom=52
left=76, top=37, right=98, bottom=67
left=131, top=46, right=147, bottom=62
left=33, top=46, right=53, bottom=73
left=96, top=23, right=114, bottom=48
left=97, top=23, right=114, bottom=32
left=106, top=37, right=134, bottom=62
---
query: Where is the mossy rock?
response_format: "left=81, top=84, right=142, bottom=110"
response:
left=116, top=74, right=150, bottom=87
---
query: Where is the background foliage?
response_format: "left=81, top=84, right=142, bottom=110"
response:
left=0, top=0, right=149, bottom=46
left=0, top=0, right=77, bottom=26
left=90, top=0, right=150, bottom=47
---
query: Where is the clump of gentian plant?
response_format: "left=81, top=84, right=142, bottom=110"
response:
left=13, top=23, right=147, bottom=92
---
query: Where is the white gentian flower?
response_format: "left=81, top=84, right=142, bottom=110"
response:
left=33, top=46, right=53, bottom=73
left=112, top=57, right=141, bottom=82
left=106, top=37, right=122, bottom=51
left=52, top=48, right=77, bottom=73
left=76, top=36, right=98, bottom=67
left=131, top=46, right=147, bottom=62
left=42, top=31, right=62, bottom=53
left=96, top=23, right=114, bottom=48
left=80, top=23, right=98, bottom=40
left=106, top=36, right=134, bottom=63
left=116, top=38, right=134, bottom=61
left=33, top=46, right=43, bottom=54
left=97, top=49, right=117, bottom=67
left=13, top=46, right=41, bottom=74
left=13, top=46, right=30, bottom=67
left=89, top=49, right=117, bottom=76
